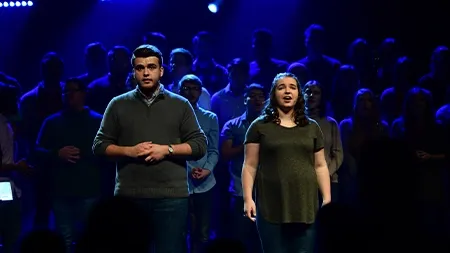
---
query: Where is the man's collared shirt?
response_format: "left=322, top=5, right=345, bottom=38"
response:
left=187, top=106, right=219, bottom=194
left=136, top=84, right=163, bottom=106
left=210, top=83, right=246, bottom=129
left=221, top=112, right=251, bottom=196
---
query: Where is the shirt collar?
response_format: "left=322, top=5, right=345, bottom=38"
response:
left=135, top=83, right=166, bottom=100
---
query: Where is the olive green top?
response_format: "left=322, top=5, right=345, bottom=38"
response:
left=245, top=117, right=324, bottom=224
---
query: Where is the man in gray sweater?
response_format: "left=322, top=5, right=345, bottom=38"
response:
left=92, top=44, right=207, bottom=253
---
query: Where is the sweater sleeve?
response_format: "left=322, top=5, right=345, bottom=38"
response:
left=92, top=98, right=119, bottom=156
left=180, top=100, right=207, bottom=160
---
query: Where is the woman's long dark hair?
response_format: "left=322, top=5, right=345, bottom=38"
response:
left=263, top=72, right=309, bottom=127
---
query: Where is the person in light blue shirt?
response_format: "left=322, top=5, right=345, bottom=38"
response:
left=178, top=74, right=219, bottom=253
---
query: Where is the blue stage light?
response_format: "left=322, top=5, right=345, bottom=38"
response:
left=0, top=0, right=32, bottom=7
left=208, top=3, right=217, bottom=13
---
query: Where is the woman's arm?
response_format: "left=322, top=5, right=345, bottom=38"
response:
left=242, top=143, right=260, bottom=202
left=329, top=118, right=343, bottom=175
left=315, top=148, right=331, bottom=204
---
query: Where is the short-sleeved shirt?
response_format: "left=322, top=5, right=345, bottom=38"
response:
left=221, top=112, right=251, bottom=196
left=245, top=117, right=324, bottom=224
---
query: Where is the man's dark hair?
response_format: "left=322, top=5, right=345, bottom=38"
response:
left=244, top=83, right=265, bottom=98
left=85, top=42, right=107, bottom=60
left=131, top=44, right=163, bottom=67
left=192, top=31, right=212, bottom=45
left=179, top=74, right=202, bottom=88
left=170, top=48, right=194, bottom=66
left=252, top=28, right=273, bottom=42
left=143, top=32, right=166, bottom=45
left=41, top=52, right=63, bottom=72
left=431, top=45, right=450, bottom=67
left=227, top=58, right=250, bottom=74
left=65, top=77, right=87, bottom=92
left=108, top=46, right=131, bottom=61
left=304, top=24, right=325, bottom=38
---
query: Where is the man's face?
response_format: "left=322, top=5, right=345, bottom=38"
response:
left=179, top=81, right=202, bottom=105
left=62, top=82, right=85, bottom=108
left=170, top=54, right=191, bottom=79
left=133, top=56, right=163, bottom=90
left=245, top=88, right=266, bottom=113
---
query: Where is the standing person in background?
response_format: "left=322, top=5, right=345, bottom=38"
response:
left=36, top=77, right=103, bottom=252
left=242, top=73, right=331, bottom=253
left=221, top=83, right=266, bottom=253
left=178, top=74, right=219, bottom=253
left=304, top=80, right=343, bottom=202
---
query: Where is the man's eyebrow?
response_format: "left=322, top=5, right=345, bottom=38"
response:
left=135, top=63, right=157, bottom=67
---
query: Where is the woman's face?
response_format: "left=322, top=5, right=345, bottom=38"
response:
left=304, top=84, right=322, bottom=109
left=274, top=77, right=299, bottom=110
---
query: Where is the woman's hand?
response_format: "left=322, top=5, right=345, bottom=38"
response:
left=322, top=199, right=331, bottom=207
left=244, top=199, right=257, bottom=222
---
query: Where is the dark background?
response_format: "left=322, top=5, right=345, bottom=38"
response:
left=0, top=0, right=446, bottom=89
